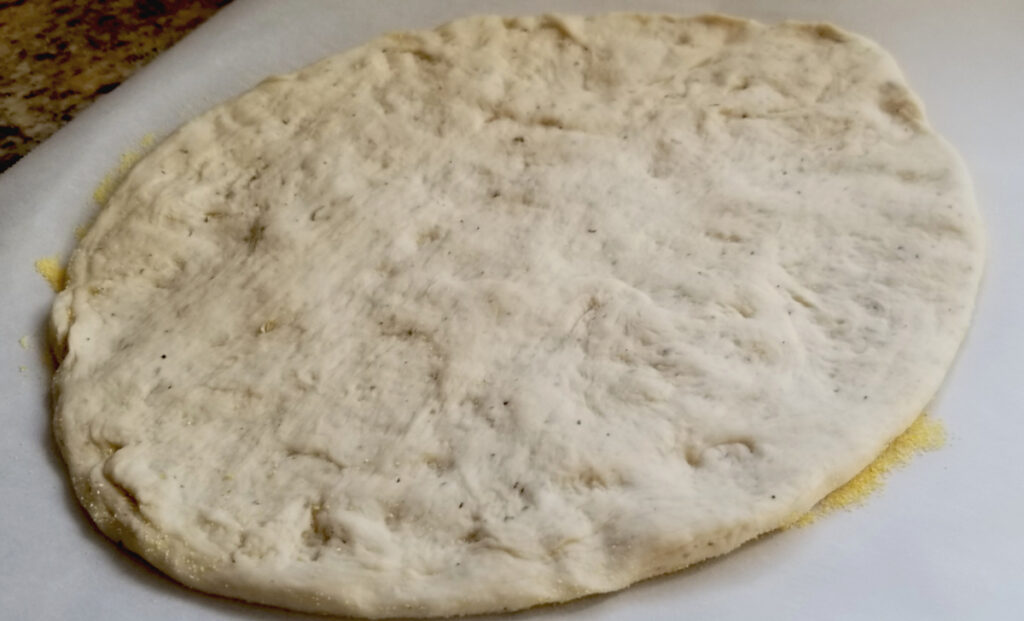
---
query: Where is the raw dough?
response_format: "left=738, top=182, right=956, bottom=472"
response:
left=50, top=13, right=984, bottom=618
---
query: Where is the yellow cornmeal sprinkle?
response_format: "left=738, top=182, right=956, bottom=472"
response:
left=91, top=132, right=156, bottom=206
left=18, top=336, right=31, bottom=350
left=34, top=255, right=66, bottom=292
left=789, top=414, right=947, bottom=528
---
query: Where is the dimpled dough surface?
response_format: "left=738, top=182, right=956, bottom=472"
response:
left=50, top=13, right=983, bottom=618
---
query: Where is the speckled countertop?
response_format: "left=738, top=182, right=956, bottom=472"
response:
left=0, top=0, right=232, bottom=173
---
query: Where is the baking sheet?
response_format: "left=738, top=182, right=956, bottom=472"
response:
left=2, top=1, right=1023, bottom=619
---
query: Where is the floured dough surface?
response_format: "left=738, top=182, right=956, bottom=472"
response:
left=51, top=13, right=983, bottom=618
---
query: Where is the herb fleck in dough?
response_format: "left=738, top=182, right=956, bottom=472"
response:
left=51, top=13, right=983, bottom=618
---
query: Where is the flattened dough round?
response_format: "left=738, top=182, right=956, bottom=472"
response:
left=51, top=13, right=983, bottom=618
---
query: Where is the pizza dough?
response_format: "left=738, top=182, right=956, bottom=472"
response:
left=50, top=13, right=984, bottom=618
